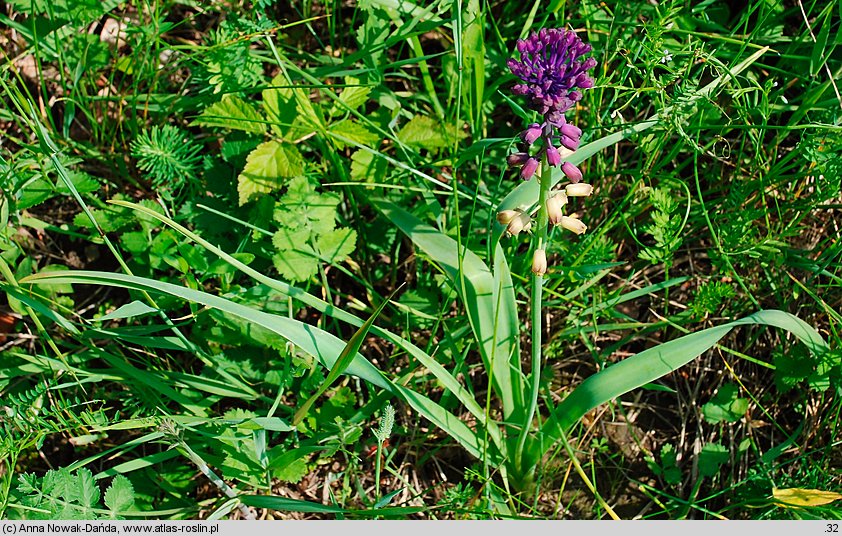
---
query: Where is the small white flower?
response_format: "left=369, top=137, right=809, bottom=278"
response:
left=531, top=249, right=548, bottom=276
left=560, top=216, right=587, bottom=235
left=565, top=183, right=594, bottom=197
left=660, top=49, right=673, bottom=64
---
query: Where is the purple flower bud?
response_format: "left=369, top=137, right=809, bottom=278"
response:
left=507, top=152, right=530, bottom=167
left=560, top=135, right=581, bottom=151
left=546, top=144, right=561, bottom=167
left=507, top=28, right=598, bottom=116
left=521, top=123, right=542, bottom=144
left=561, top=162, right=583, bottom=183
left=560, top=123, right=582, bottom=139
left=520, top=157, right=540, bottom=180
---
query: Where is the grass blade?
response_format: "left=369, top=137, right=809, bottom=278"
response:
left=108, top=199, right=505, bottom=452
left=372, top=198, right=523, bottom=424
left=292, top=287, right=401, bottom=425
left=534, top=310, right=829, bottom=461
left=21, top=270, right=392, bottom=390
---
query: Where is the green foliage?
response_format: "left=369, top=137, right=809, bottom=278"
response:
left=702, top=383, right=749, bottom=424
left=14, top=469, right=136, bottom=520
left=638, top=186, right=684, bottom=267
left=131, top=125, right=203, bottom=195
left=193, top=95, right=266, bottom=134
left=397, top=115, right=467, bottom=151
left=193, top=16, right=269, bottom=95
left=698, top=443, right=729, bottom=479
left=690, top=280, right=736, bottom=318
left=238, top=141, right=305, bottom=206
left=646, top=444, right=682, bottom=486
left=2, top=0, right=840, bottom=521
left=271, top=177, right=356, bottom=282
left=774, top=346, right=841, bottom=394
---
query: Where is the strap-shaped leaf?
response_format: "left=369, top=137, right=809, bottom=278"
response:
left=372, top=199, right=524, bottom=425
left=292, top=287, right=401, bottom=426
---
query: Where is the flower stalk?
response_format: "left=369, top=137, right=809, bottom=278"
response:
left=502, top=27, right=598, bottom=483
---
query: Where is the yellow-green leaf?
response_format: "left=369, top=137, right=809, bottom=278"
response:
left=329, top=120, right=379, bottom=149
left=773, top=488, right=842, bottom=507
left=193, top=95, right=266, bottom=134
left=237, top=141, right=304, bottom=205
left=397, top=115, right=465, bottom=150
left=330, top=77, right=371, bottom=116
left=316, top=228, right=356, bottom=263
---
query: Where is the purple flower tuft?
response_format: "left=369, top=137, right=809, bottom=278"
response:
left=521, top=123, right=543, bottom=144
left=546, top=144, right=561, bottom=167
left=507, top=28, right=596, bottom=115
left=561, top=162, right=583, bottom=183
left=520, top=157, right=540, bottom=180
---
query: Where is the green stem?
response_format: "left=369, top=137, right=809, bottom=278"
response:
left=515, top=157, right=552, bottom=476
left=375, top=441, right=383, bottom=503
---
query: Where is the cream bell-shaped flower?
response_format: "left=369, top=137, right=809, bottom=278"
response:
left=531, top=249, right=547, bottom=276
left=565, top=183, right=593, bottom=197
left=546, top=191, right=568, bottom=225
left=505, top=211, right=533, bottom=237
left=496, top=209, right=519, bottom=225
left=559, top=215, right=587, bottom=235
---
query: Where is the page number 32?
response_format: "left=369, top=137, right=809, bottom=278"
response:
left=827, top=524, right=839, bottom=533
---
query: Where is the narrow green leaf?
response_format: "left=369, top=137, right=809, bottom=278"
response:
left=107, top=200, right=504, bottom=455
left=373, top=199, right=523, bottom=425
left=293, top=286, right=402, bottom=425
left=538, top=310, right=828, bottom=453
left=97, top=300, right=159, bottom=321
left=811, top=8, right=833, bottom=76
left=240, top=494, right=424, bottom=517
left=22, top=271, right=392, bottom=391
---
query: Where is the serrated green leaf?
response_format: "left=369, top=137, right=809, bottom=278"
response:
left=104, top=475, right=135, bottom=514
left=74, top=207, right=133, bottom=233
left=316, top=228, right=356, bottom=263
left=273, top=456, right=310, bottom=484
left=698, top=443, right=728, bottom=478
left=273, top=250, right=318, bottom=282
left=329, top=120, right=379, bottom=149
left=238, top=141, right=305, bottom=205
left=397, top=115, right=466, bottom=150
left=702, top=383, right=748, bottom=424
left=272, top=227, right=311, bottom=252
left=193, top=95, right=266, bottom=134
left=331, top=78, right=372, bottom=116
left=76, top=468, right=100, bottom=508
left=273, top=176, right=339, bottom=234
left=350, top=150, right=388, bottom=183
left=267, top=74, right=323, bottom=137
left=263, top=74, right=298, bottom=139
